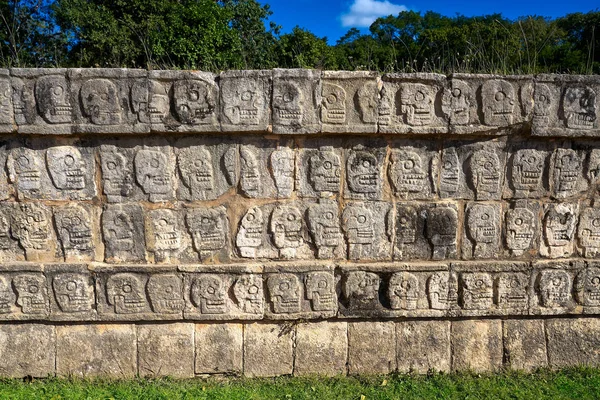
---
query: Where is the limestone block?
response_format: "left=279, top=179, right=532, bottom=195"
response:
left=46, top=263, right=97, bottom=321
left=0, top=202, right=24, bottom=261
left=11, top=68, right=72, bottom=134
left=451, top=319, right=503, bottom=372
left=379, top=73, right=447, bottom=134
left=145, top=207, right=198, bottom=264
left=102, top=204, right=147, bottom=263
left=220, top=70, right=271, bottom=132
left=546, top=318, right=600, bottom=367
left=503, top=319, right=548, bottom=371
left=236, top=140, right=292, bottom=199
left=272, top=69, right=321, bottom=134
left=540, top=203, right=578, bottom=258
left=341, top=201, right=392, bottom=261
left=295, top=139, right=343, bottom=198
left=344, top=139, right=387, bottom=200
left=461, top=202, right=502, bottom=260
left=0, top=69, right=13, bottom=133
left=56, top=324, right=137, bottom=378
left=137, top=323, right=195, bottom=378
left=574, top=261, right=600, bottom=315
left=0, top=264, right=49, bottom=320
left=504, top=140, right=552, bottom=199
left=0, top=324, right=55, bottom=377
left=244, top=322, right=294, bottom=377
left=294, top=321, right=347, bottom=376
left=306, top=199, right=346, bottom=260
left=348, top=321, right=396, bottom=374
left=185, top=206, right=231, bottom=263
left=532, top=74, right=600, bottom=137
left=195, top=323, right=243, bottom=374
left=389, top=139, right=438, bottom=200
left=396, top=320, right=451, bottom=373
left=391, top=202, right=431, bottom=261
left=503, top=200, right=541, bottom=258
left=53, top=203, right=101, bottom=262
left=548, top=145, right=588, bottom=199
left=530, top=260, right=581, bottom=316
left=425, top=203, right=459, bottom=260
left=321, top=71, right=378, bottom=133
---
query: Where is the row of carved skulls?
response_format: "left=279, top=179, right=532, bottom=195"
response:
left=1, top=74, right=596, bottom=129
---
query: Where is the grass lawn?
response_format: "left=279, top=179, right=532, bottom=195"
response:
left=0, top=368, right=599, bottom=399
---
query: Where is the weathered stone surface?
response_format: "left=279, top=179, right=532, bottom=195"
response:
left=195, top=323, right=243, bottom=375
left=451, top=320, right=503, bottom=372
left=462, top=202, right=502, bottom=260
left=220, top=70, right=271, bottom=132
left=0, top=324, right=55, bottom=377
left=137, top=323, right=194, bottom=378
left=272, top=69, right=321, bottom=134
left=348, top=321, right=396, bottom=374
left=295, top=321, right=347, bottom=376
left=503, top=319, right=548, bottom=371
left=244, top=322, right=294, bottom=377
left=396, top=320, right=451, bottom=373
left=546, top=318, right=600, bottom=367
left=56, top=324, right=136, bottom=378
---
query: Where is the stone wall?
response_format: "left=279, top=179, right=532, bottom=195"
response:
left=0, top=68, right=598, bottom=377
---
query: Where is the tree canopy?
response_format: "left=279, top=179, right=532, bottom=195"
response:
left=1, top=0, right=598, bottom=73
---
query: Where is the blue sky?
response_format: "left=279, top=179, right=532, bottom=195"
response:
left=259, top=0, right=599, bottom=44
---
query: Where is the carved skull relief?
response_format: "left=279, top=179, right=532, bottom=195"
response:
left=101, top=150, right=133, bottom=199
left=544, top=204, right=576, bottom=252
left=388, top=272, right=419, bottom=310
left=563, top=86, right=596, bottom=130
left=442, top=79, right=471, bottom=125
left=307, top=202, right=342, bottom=259
left=533, top=83, right=552, bottom=126
left=131, top=80, right=169, bottom=124
left=149, top=209, right=181, bottom=257
left=267, top=273, right=301, bottom=313
left=400, top=83, right=434, bottom=126
left=496, top=273, right=529, bottom=309
left=106, top=273, right=147, bottom=314
left=505, top=207, right=535, bottom=255
left=440, top=148, right=460, bottom=196
left=578, top=208, right=600, bottom=257
left=13, top=274, right=49, bottom=315
left=575, top=267, right=600, bottom=306
left=80, top=78, right=122, bottom=125
left=273, top=82, right=303, bottom=126
left=322, top=82, right=346, bottom=124
left=239, top=146, right=261, bottom=197
left=54, top=205, right=93, bottom=255
left=389, top=149, right=426, bottom=195
left=233, top=274, right=263, bottom=314
left=173, top=79, right=215, bottom=125
left=9, top=148, right=43, bottom=191
left=10, top=203, right=50, bottom=252
left=460, top=272, right=493, bottom=310
left=147, top=274, right=184, bottom=314
left=309, top=146, right=341, bottom=194
left=469, top=149, right=501, bottom=199
left=482, top=79, right=515, bottom=126
left=191, top=274, right=228, bottom=314
left=134, top=149, right=171, bottom=200
left=186, top=208, right=227, bottom=257
left=357, top=81, right=378, bottom=124
left=343, top=271, right=381, bottom=308
left=236, top=206, right=264, bottom=258
left=347, top=147, right=379, bottom=196
left=12, top=77, right=35, bottom=125
left=0, top=276, right=15, bottom=314
left=305, top=271, right=336, bottom=311
left=52, top=273, right=93, bottom=313
left=270, top=205, right=303, bottom=257
left=47, top=146, right=87, bottom=190
left=512, top=149, right=544, bottom=193
left=270, top=146, right=294, bottom=198
left=223, top=77, right=261, bottom=125
left=426, top=206, right=458, bottom=260
left=178, top=146, right=215, bottom=200
left=538, top=269, right=571, bottom=307
left=553, top=148, right=581, bottom=196
left=35, top=75, right=72, bottom=124
left=0, top=78, right=12, bottom=124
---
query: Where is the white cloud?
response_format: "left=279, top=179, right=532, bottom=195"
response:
left=341, top=0, right=408, bottom=28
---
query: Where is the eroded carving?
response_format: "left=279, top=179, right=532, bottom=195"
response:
left=440, top=148, right=460, bottom=196
left=512, top=149, right=544, bottom=195
left=347, top=146, right=380, bottom=199
left=54, top=205, right=93, bottom=260
left=305, top=271, right=336, bottom=311
left=8, top=148, right=43, bottom=192
left=186, top=207, right=228, bottom=259
left=135, top=149, right=172, bottom=202
left=343, top=271, right=380, bottom=308
left=178, top=146, right=214, bottom=201
left=575, top=267, right=600, bottom=306
left=131, top=80, right=168, bottom=124
left=496, top=272, right=529, bottom=309
left=465, top=204, right=499, bottom=259
left=389, top=149, right=426, bottom=196
left=106, top=273, right=147, bottom=314
left=13, top=274, right=49, bottom=315
left=469, top=149, right=501, bottom=200
left=322, top=82, right=346, bottom=124
left=269, top=205, right=303, bottom=259
left=563, top=86, right=596, bottom=130
left=52, top=273, right=93, bottom=313
left=552, top=148, right=582, bottom=198
left=400, top=83, right=434, bottom=126
left=309, top=146, right=341, bottom=195
left=147, top=274, right=184, bottom=314
left=533, top=83, right=553, bottom=127
left=505, top=206, right=536, bottom=256
left=482, top=79, right=515, bottom=126
left=307, top=201, right=343, bottom=259
left=578, top=207, right=600, bottom=257
left=267, top=273, right=301, bottom=313
left=460, top=273, right=493, bottom=310
left=388, top=272, right=419, bottom=310
left=426, top=206, right=458, bottom=260
left=270, top=146, right=294, bottom=198
left=537, top=269, right=572, bottom=307
left=233, top=275, right=263, bottom=314
left=239, top=146, right=261, bottom=198
left=10, top=203, right=51, bottom=257
left=427, top=272, right=457, bottom=310
left=46, top=146, right=87, bottom=191
left=173, top=79, right=215, bottom=125
left=100, top=149, right=134, bottom=201
left=191, top=274, right=228, bottom=314
left=102, top=204, right=145, bottom=262
left=35, top=75, right=72, bottom=124
left=80, top=78, right=122, bottom=125
left=543, top=203, right=576, bottom=258
left=273, top=82, right=303, bottom=126
left=236, top=206, right=264, bottom=258
left=148, top=209, right=181, bottom=263
left=442, top=80, right=471, bottom=125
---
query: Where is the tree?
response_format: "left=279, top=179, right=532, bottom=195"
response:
left=275, top=26, right=335, bottom=69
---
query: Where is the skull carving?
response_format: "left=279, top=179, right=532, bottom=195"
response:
left=178, top=146, right=214, bottom=200
left=102, top=206, right=136, bottom=254
left=35, top=75, right=72, bottom=124
left=173, top=79, right=215, bottom=125
left=267, top=273, right=301, bottom=313
left=273, top=81, right=303, bottom=126
left=343, top=271, right=380, bottom=308
left=222, top=146, right=238, bottom=186
left=496, top=273, right=528, bottom=309
left=131, top=79, right=168, bottom=124
left=307, top=201, right=343, bottom=259
left=233, top=274, right=263, bottom=314
left=460, top=273, right=493, bottom=310
left=8, top=148, right=43, bottom=191
left=426, top=206, right=458, bottom=260
left=52, top=273, right=93, bottom=313
left=575, top=267, right=600, bottom=306
left=400, top=83, right=434, bottom=126
left=469, top=150, right=501, bottom=199
left=553, top=149, right=581, bottom=196
left=0, top=276, right=14, bottom=314
left=191, top=274, right=228, bottom=314
left=342, top=204, right=375, bottom=260
left=322, top=82, right=346, bottom=124
left=440, top=148, right=459, bottom=196
left=578, top=208, right=600, bottom=257
left=10, top=203, right=50, bottom=252
left=544, top=204, right=576, bottom=255
left=442, top=79, right=471, bottom=125
left=378, top=85, right=392, bottom=126
left=309, top=146, right=341, bottom=194
left=389, top=149, right=426, bottom=195
left=147, top=274, right=184, bottom=314
left=357, top=81, right=378, bottom=124
left=149, top=209, right=181, bottom=263
left=236, top=206, right=264, bottom=258
left=0, top=78, right=12, bottom=124
left=427, top=272, right=456, bottom=310
left=564, top=86, right=596, bottom=129
left=587, top=149, right=600, bottom=184
left=80, top=78, right=122, bottom=125
left=466, top=204, right=498, bottom=258
left=0, top=210, right=12, bottom=251
left=347, top=147, right=379, bottom=196
left=186, top=208, right=227, bottom=257
left=239, top=146, right=261, bottom=197
left=47, top=146, right=87, bottom=190
left=533, top=83, right=553, bottom=126
left=538, top=269, right=571, bottom=307
left=13, top=274, right=49, bottom=315
left=388, top=272, right=419, bottom=310
left=101, top=150, right=134, bottom=200
left=134, top=149, right=171, bottom=201
left=305, top=271, right=336, bottom=311
left=512, top=149, right=544, bottom=193
left=270, top=205, right=303, bottom=258
left=270, top=146, right=294, bottom=198
left=395, top=205, right=417, bottom=248
left=223, top=77, right=261, bottom=125
left=482, top=79, right=515, bottom=126
left=505, top=207, right=535, bottom=255
left=106, top=273, right=147, bottom=314
left=11, top=77, right=35, bottom=125
left=54, top=205, right=93, bottom=256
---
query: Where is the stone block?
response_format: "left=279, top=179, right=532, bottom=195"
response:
left=244, top=322, right=294, bottom=377
left=546, top=318, right=600, bottom=367
left=56, top=324, right=136, bottom=378
left=294, top=321, right=347, bottom=376
left=451, top=319, right=503, bottom=372
left=138, top=323, right=195, bottom=378
left=220, top=70, right=272, bottom=132
left=0, top=69, right=13, bottom=133
left=396, top=320, right=451, bottom=373
left=272, top=69, right=321, bottom=134
left=0, top=324, right=55, bottom=377
left=45, top=263, right=97, bottom=321
left=462, top=202, right=502, bottom=260
left=503, top=319, right=548, bottom=371
left=195, top=323, right=243, bottom=375
left=348, top=321, right=396, bottom=374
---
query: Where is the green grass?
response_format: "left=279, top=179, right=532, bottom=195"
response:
left=1, top=368, right=600, bottom=399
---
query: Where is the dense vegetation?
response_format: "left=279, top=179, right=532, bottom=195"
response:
left=1, top=0, right=599, bottom=73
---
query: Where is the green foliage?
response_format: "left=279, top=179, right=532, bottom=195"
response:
left=2, top=368, right=600, bottom=399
